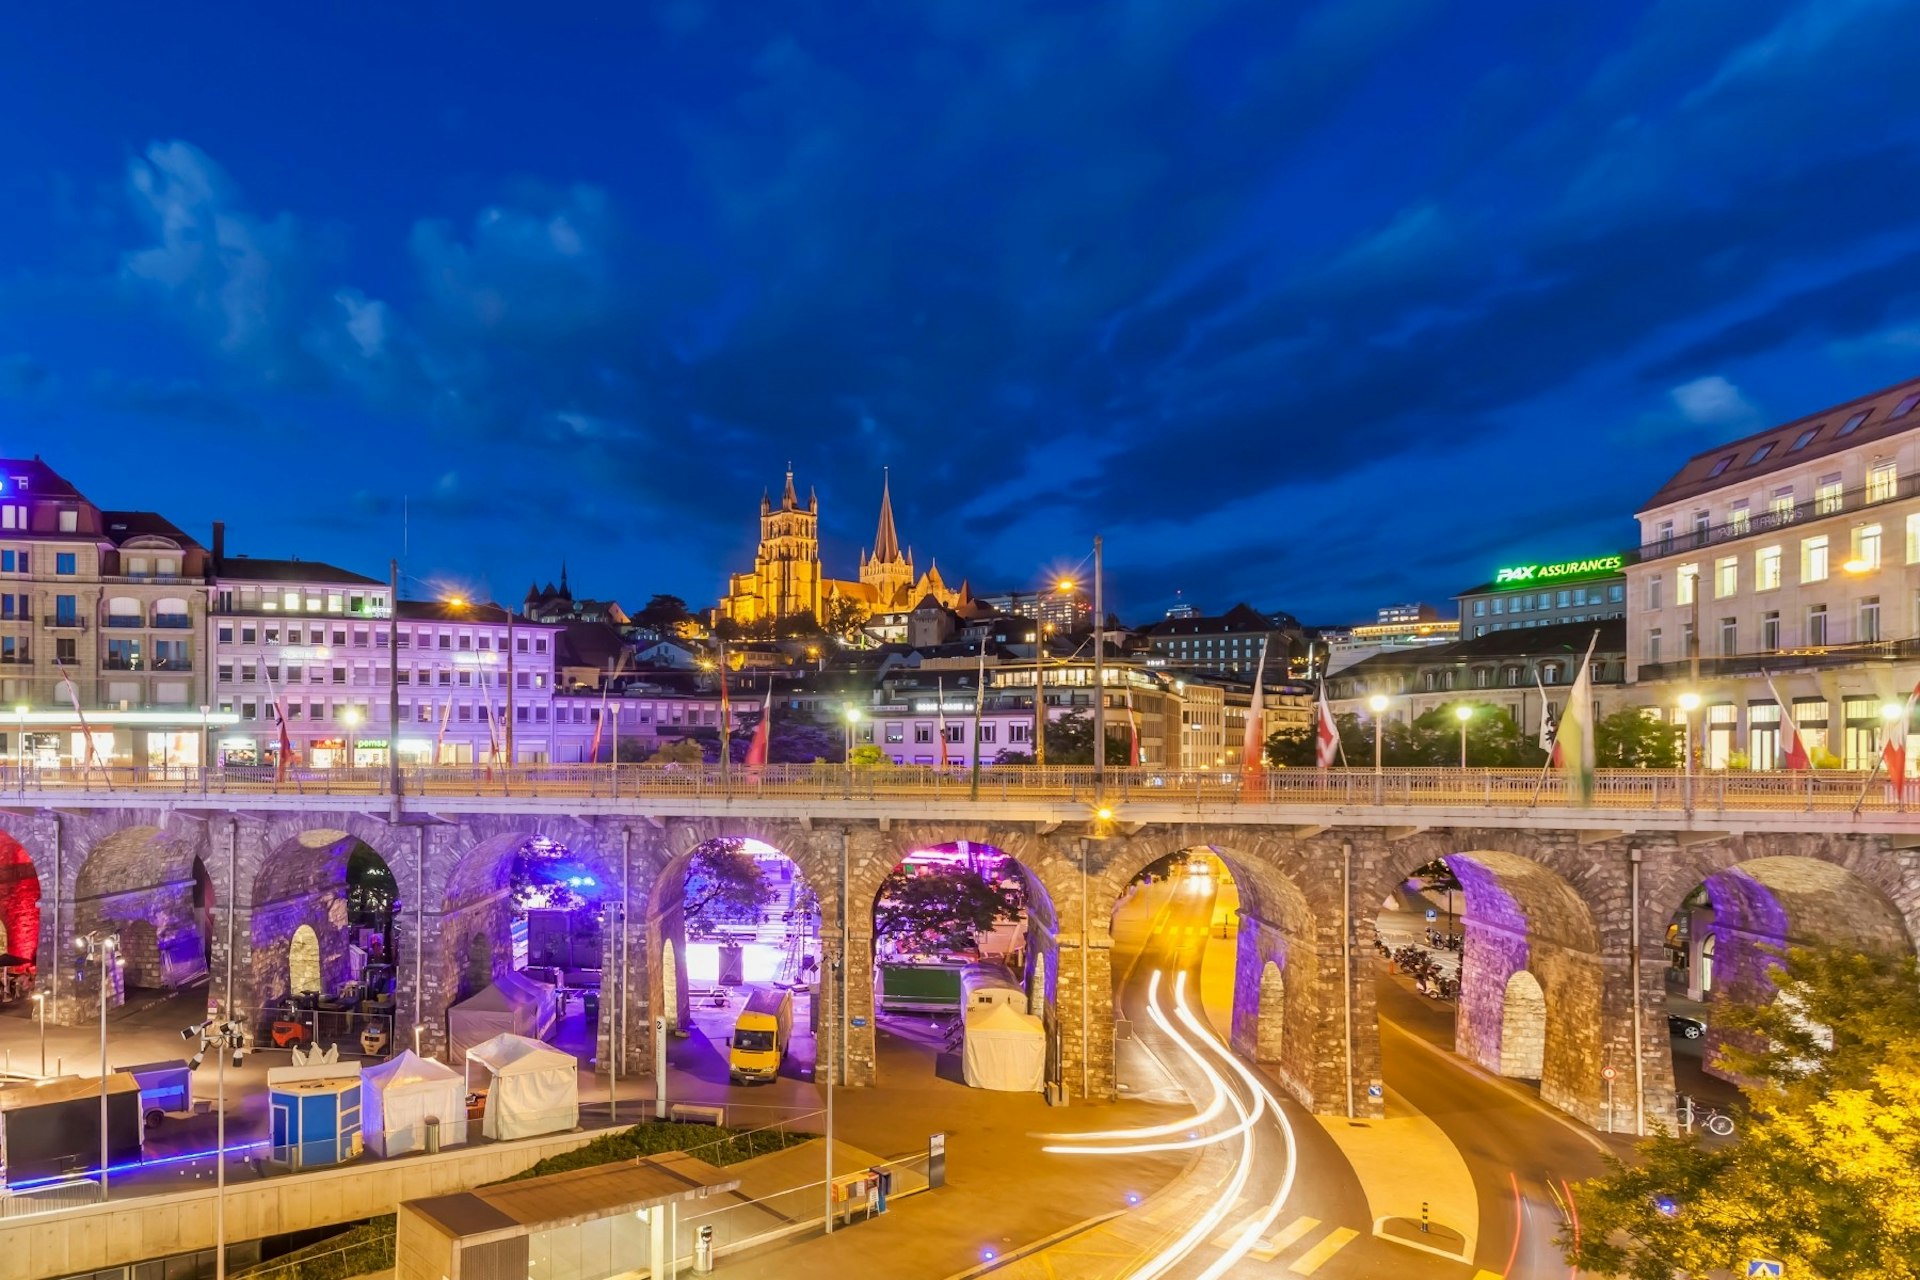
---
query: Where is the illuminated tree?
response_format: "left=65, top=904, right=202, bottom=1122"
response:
left=682, top=839, right=774, bottom=926
left=1565, top=947, right=1920, bottom=1279
left=873, top=866, right=1020, bottom=958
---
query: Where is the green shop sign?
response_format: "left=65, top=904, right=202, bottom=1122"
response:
left=1494, top=555, right=1624, bottom=586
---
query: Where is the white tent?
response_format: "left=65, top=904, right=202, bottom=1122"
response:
left=446, top=975, right=554, bottom=1065
left=361, top=1050, right=468, bottom=1157
left=466, top=1033, right=578, bottom=1139
left=961, top=962, right=1026, bottom=1013
left=961, top=1002, right=1047, bottom=1092
left=496, top=968, right=558, bottom=1035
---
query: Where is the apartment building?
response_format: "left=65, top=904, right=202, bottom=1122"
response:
left=1456, top=554, right=1628, bottom=637
left=0, top=458, right=224, bottom=767
left=1626, top=376, right=1920, bottom=767
left=395, top=601, right=562, bottom=764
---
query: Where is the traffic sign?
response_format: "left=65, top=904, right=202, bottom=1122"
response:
left=850, top=1016, right=868, bottom=1028
left=1367, top=1083, right=1383, bottom=1099
left=1747, top=1261, right=1783, bottom=1278
left=1602, top=1066, right=1617, bottom=1081
left=1425, top=908, right=1438, bottom=922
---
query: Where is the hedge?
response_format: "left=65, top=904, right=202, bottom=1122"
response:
left=232, top=1120, right=810, bottom=1280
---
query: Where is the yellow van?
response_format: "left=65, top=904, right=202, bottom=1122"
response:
left=727, top=986, right=794, bottom=1084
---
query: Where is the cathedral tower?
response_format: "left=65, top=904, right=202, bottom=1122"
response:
left=721, top=466, right=822, bottom=623
left=859, top=469, right=915, bottom=610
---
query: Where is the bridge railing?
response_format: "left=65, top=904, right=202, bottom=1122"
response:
left=0, top=762, right=1907, bottom=813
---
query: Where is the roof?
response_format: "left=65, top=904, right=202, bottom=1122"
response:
left=398, top=599, right=554, bottom=627
left=403, top=1153, right=741, bottom=1243
left=0, top=1073, right=140, bottom=1111
left=554, top=621, right=628, bottom=670
left=1337, top=618, right=1626, bottom=675
left=872, top=470, right=902, bottom=562
left=216, top=556, right=382, bottom=586
left=1146, top=603, right=1285, bottom=638
left=101, top=511, right=202, bottom=549
left=0, top=456, right=86, bottom=500
left=1641, top=375, right=1920, bottom=512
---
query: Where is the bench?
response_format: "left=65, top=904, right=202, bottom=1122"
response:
left=668, top=1103, right=726, bottom=1127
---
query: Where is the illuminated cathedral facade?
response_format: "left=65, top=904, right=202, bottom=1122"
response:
left=718, top=469, right=968, bottom=626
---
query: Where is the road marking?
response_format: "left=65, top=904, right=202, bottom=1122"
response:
left=1472, top=1272, right=1507, bottom=1280
left=1246, top=1216, right=1320, bottom=1261
left=1209, top=1207, right=1268, bottom=1250
left=1287, top=1226, right=1357, bottom=1273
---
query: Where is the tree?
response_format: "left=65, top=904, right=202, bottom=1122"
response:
left=718, top=712, right=843, bottom=764
left=1405, top=704, right=1543, bottom=767
left=681, top=839, right=774, bottom=927
left=820, top=596, right=870, bottom=641
left=1593, top=707, right=1683, bottom=768
left=1565, top=947, right=1920, bottom=1280
left=635, top=594, right=696, bottom=636
left=873, top=866, right=1021, bottom=958
left=1038, top=710, right=1131, bottom=765
left=848, top=744, right=889, bottom=767
left=652, top=739, right=704, bottom=764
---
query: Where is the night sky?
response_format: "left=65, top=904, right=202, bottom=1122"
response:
left=3, top=3, right=1919, bottom=625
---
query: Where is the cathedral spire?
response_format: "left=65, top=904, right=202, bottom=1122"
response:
left=873, top=466, right=901, bottom=563
left=782, top=463, right=798, bottom=510
left=559, top=559, right=570, bottom=598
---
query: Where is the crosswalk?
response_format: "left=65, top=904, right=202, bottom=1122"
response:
left=1195, top=1209, right=1360, bottom=1274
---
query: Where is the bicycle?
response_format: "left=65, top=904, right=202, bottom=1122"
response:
left=1676, top=1093, right=1735, bottom=1137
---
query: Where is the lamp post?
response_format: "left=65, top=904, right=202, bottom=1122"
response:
left=188, top=1004, right=249, bottom=1280
left=14, top=703, right=25, bottom=798
left=199, top=703, right=212, bottom=787
left=843, top=706, right=862, bottom=770
left=1678, top=692, right=1701, bottom=810
left=341, top=706, right=362, bottom=769
left=1454, top=704, right=1473, bottom=769
left=31, top=990, right=45, bottom=1075
left=1368, top=694, right=1390, bottom=805
left=75, top=931, right=119, bottom=1200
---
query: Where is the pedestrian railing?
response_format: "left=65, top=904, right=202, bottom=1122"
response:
left=1, top=761, right=1913, bottom=814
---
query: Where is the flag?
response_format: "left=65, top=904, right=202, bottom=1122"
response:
left=1314, top=682, right=1340, bottom=770
left=54, top=658, right=105, bottom=777
left=1126, top=683, right=1141, bottom=766
left=1882, top=680, right=1920, bottom=793
left=717, top=644, right=733, bottom=765
left=969, top=647, right=986, bottom=798
left=937, top=678, right=949, bottom=770
left=260, top=663, right=295, bottom=781
left=1240, top=639, right=1268, bottom=795
left=588, top=651, right=630, bottom=763
left=744, top=688, right=773, bottom=767
left=1535, top=675, right=1559, bottom=760
left=480, top=673, right=501, bottom=765
left=1763, top=672, right=1811, bottom=770
left=1553, top=633, right=1601, bottom=803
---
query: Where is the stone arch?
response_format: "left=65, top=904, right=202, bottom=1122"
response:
left=0, top=831, right=40, bottom=978
left=1255, top=960, right=1285, bottom=1064
left=249, top=827, right=406, bottom=1016
left=1499, top=970, right=1546, bottom=1078
left=67, top=818, right=212, bottom=994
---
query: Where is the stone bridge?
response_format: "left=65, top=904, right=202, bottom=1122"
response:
left=3, top=764, right=1916, bottom=1135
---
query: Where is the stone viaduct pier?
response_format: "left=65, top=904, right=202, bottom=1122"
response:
left=3, top=764, right=1915, bottom=1135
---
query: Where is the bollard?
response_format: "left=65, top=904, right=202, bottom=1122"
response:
left=1420, top=1201, right=1430, bottom=1233
left=693, top=1223, right=715, bottom=1274
left=424, top=1116, right=441, bottom=1154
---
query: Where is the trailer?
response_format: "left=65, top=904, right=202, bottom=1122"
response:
left=0, top=1074, right=143, bottom=1186
left=118, top=1060, right=195, bottom=1129
left=876, top=962, right=966, bottom=1013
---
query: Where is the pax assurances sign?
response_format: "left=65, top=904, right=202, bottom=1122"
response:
left=1494, top=554, right=1624, bottom=586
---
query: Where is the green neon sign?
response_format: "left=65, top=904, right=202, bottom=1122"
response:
left=1494, top=555, right=1624, bottom=586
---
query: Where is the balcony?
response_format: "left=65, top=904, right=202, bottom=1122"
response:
left=42, top=615, right=87, bottom=632
left=153, top=614, right=192, bottom=630
left=1641, top=470, right=1920, bottom=562
left=104, top=614, right=143, bottom=629
left=1636, top=637, right=1920, bottom=681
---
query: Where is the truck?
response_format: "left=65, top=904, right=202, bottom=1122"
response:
left=727, top=986, right=793, bottom=1084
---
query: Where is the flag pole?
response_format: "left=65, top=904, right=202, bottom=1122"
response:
left=969, top=646, right=986, bottom=801
left=1529, top=630, right=1600, bottom=807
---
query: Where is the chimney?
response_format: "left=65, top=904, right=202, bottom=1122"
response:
left=211, top=521, right=225, bottom=569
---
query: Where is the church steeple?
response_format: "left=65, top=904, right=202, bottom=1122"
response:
left=873, top=467, right=901, bottom=563
left=559, top=559, right=570, bottom=599
left=782, top=463, right=799, bottom=510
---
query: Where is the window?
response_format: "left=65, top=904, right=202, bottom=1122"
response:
left=1803, top=535, right=1829, bottom=583
left=884, top=722, right=904, bottom=744
left=1894, top=392, right=1920, bottom=419
left=1729, top=502, right=1750, bottom=535
left=1647, top=629, right=1663, bottom=666
left=1676, top=564, right=1698, bottom=606
left=1655, top=519, right=1675, bottom=552
left=1860, top=597, right=1882, bottom=644
left=1838, top=409, right=1871, bottom=436
left=1816, top=473, right=1844, bottom=514
left=1557, top=589, right=1571, bottom=608
left=55, top=637, right=74, bottom=662
left=264, top=626, right=279, bottom=645
left=1769, top=486, right=1795, bottom=525
left=1853, top=523, right=1883, bottom=572
left=1719, top=617, right=1737, bottom=657
left=55, top=552, right=75, bottom=576
left=1693, top=509, right=1711, bottom=537
left=1706, top=454, right=1736, bottom=478
left=1491, top=597, right=1504, bottom=614
left=1789, top=426, right=1821, bottom=451
left=945, top=724, right=964, bottom=743
left=1869, top=461, right=1898, bottom=504
left=54, top=594, right=76, bottom=626
left=1807, top=604, right=1829, bottom=646
left=1747, top=442, right=1774, bottom=465
left=1761, top=611, right=1780, bottom=651
left=241, top=625, right=256, bottom=644
left=1756, top=545, right=1782, bottom=590
left=1647, top=575, right=1664, bottom=610
left=1473, top=600, right=1486, bottom=617
left=53, top=509, right=76, bottom=532
left=0, top=506, right=22, bottom=529
left=1608, top=584, right=1625, bottom=603
left=979, top=723, right=996, bottom=744
left=1714, top=556, right=1737, bottom=598
left=1909, top=514, right=1920, bottom=565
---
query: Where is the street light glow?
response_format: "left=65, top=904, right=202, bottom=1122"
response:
left=1678, top=692, right=1702, bottom=713
left=1056, top=578, right=1075, bottom=593
left=1368, top=694, right=1389, bottom=713
left=1096, top=806, right=1113, bottom=821
left=845, top=707, right=863, bottom=723
left=1882, top=703, right=1905, bottom=722
left=1842, top=558, right=1872, bottom=574
left=1454, top=705, right=1473, bottom=722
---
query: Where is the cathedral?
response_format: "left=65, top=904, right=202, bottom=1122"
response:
left=718, top=469, right=969, bottom=626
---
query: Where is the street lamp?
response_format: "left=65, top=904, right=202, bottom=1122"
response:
left=1454, top=704, right=1473, bottom=769
left=341, top=706, right=362, bottom=768
left=843, top=706, right=862, bottom=769
left=1678, top=692, right=1701, bottom=808
left=14, top=703, right=25, bottom=797
left=1368, top=694, right=1390, bottom=804
left=74, top=931, right=119, bottom=1199
left=187, top=1004, right=249, bottom=1280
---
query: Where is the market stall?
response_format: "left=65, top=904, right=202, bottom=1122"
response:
left=464, top=1033, right=578, bottom=1140
left=361, top=1050, right=468, bottom=1157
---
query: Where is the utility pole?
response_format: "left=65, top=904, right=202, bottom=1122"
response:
left=387, top=560, right=401, bottom=802
left=1092, top=536, right=1105, bottom=791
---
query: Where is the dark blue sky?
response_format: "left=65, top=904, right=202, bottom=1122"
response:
left=3, top=2, right=1919, bottom=624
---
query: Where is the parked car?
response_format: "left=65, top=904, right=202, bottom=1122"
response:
left=1668, top=1013, right=1706, bottom=1040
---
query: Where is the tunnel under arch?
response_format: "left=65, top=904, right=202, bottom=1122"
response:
left=251, top=828, right=403, bottom=1015
left=71, top=824, right=206, bottom=992
left=1255, top=960, right=1285, bottom=1064
left=1499, top=970, right=1546, bottom=1079
left=0, top=832, right=40, bottom=977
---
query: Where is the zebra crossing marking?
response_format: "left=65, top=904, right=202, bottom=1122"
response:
left=1246, top=1216, right=1321, bottom=1262
left=1287, top=1226, right=1358, bottom=1274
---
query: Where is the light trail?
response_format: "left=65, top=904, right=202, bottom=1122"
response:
left=1036, top=973, right=1229, bottom=1145
left=1504, top=1170, right=1525, bottom=1278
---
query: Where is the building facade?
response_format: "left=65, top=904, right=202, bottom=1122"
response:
left=1625, top=376, right=1920, bottom=768
left=1143, top=604, right=1303, bottom=677
left=1457, top=554, right=1628, bottom=638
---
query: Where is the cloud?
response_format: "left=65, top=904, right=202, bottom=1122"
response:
left=1669, top=375, right=1758, bottom=426
left=0, top=353, right=53, bottom=399
left=90, top=371, right=261, bottom=428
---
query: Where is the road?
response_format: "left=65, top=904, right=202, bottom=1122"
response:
left=1107, top=873, right=1624, bottom=1279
